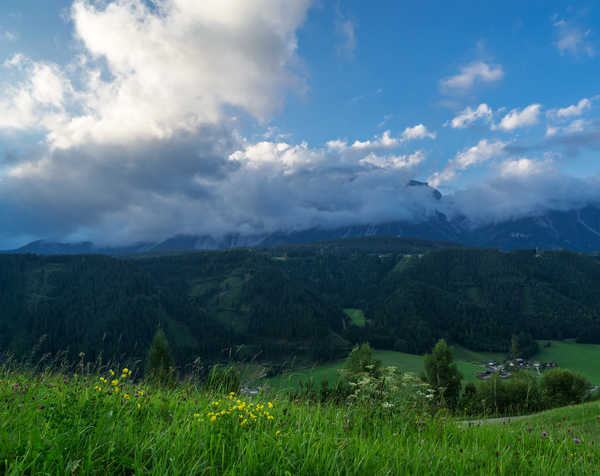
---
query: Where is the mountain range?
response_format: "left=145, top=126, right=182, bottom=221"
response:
left=6, top=182, right=600, bottom=255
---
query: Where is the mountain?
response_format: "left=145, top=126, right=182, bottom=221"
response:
left=5, top=180, right=600, bottom=254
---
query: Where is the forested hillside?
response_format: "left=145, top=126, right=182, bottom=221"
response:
left=2, top=237, right=600, bottom=367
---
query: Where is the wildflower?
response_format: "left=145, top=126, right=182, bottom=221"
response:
left=275, top=430, right=281, bottom=437
left=111, top=379, right=119, bottom=386
left=193, top=413, right=200, bottom=418
left=137, top=403, right=141, bottom=409
left=114, top=387, right=119, bottom=393
left=268, top=402, right=274, bottom=409
left=542, top=431, right=548, bottom=437
left=122, top=368, right=129, bottom=374
left=109, top=370, right=115, bottom=376
left=573, top=438, right=581, bottom=444
left=123, top=393, right=130, bottom=400
left=210, top=415, right=217, bottom=422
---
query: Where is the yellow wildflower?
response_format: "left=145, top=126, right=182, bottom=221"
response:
left=111, top=379, right=119, bottom=386
left=114, top=387, right=119, bottom=393
left=275, top=430, right=281, bottom=437
left=194, top=413, right=200, bottom=418
left=137, top=403, right=141, bottom=409
left=122, top=368, right=129, bottom=374
left=210, top=415, right=217, bottom=422
left=268, top=402, right=273, bottom=409
left=109, top=369, right=115, bottom=376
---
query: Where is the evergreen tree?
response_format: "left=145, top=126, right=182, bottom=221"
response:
left=341, top=343, right=381, bottom=380
left=510, top=335, right=519, bottom=360
left=424, top=339, right=462, bottom=410
left=145, top=329, right=176, bottom=386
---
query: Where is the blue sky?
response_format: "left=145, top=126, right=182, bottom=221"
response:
left=1, top=1, right=600, bottom=247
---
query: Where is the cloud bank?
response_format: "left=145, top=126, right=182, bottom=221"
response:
left=0, top=1, right=599, bottom=248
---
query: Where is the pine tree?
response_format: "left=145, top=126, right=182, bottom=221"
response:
left=424, top=339, right=462, bottom=410
left=145, top=329, right=176, bottom=386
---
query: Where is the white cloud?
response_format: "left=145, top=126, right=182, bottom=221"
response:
left=447, top=103, right=492, bottom=128
left=498, top=158, right=552, bottom=178
left=400, top=124, right=436, bottom=140
left=0, top=55, right=71, bottom=130
left=0, top=0, right=312, bottom=149
left=429, top=139, right=506, bottom=187
left=547, top=98, right=592, bottom=119
left=327, top=125, right=434, bottom=154
left=360, top=150, right=426, bottom=170
left=554, top=19, right=594, bottom=57
left=351, top=130, right=399, bottom=150
left=440, top=61, right=504, bottom=93
left=546, top=118, right=591, bottom=136
left=495, top=104, right=541, bottom=131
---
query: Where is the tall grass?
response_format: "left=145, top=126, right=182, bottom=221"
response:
left=1, top=364, right=600, bottom=474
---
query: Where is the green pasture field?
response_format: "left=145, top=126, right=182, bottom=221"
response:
left=265, top=347, right=503, bottom=391
left=2, top=368, right=600, bottom=475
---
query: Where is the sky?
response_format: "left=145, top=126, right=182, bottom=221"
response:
left=1, top=0, right=600, bottom=247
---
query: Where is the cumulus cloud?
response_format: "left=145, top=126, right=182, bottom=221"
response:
left=429, top=139, right=506, bottom=187
left=326, top=125, right=434, bottom=153
left=0, top=54, right=72, bottom=130
left=400, top=124, right=436, bottom=140
left=547, top=98, right=592, bottom=120
left=0, top=0, right=312, bottom=148
left=553, top=18, right=594, bottom=57
left=497, top=157, right=553, bottom=178
left=440, top=61, right=504, bottom=93
left=495, top=104, right=541, bottom=131
left=359, top=150, right=426, bottom=170
left=447, top=103, right=492, bottom=128
left=546, top=118, right=592, bottom=137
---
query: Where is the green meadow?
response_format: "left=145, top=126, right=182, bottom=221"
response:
left=266, top=347, right=504, bottom=391
left=2, top=367, right=600, bottom=475
left=265, top=341, right=600, bottom=392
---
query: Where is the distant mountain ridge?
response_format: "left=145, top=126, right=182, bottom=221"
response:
left=5, top=179, right=600, bottom=254
left=7, top=205, right=600, bottom=255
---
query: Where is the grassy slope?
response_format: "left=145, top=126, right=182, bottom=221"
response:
left=533, top=340, right=600, bottom=384
left=267, top=340, right=600, bottom=391
left=266, top=347, right=503, bottom=391
left=343, top=309, right=366, bottom=327
left=3, top=369, right=600, bottom=475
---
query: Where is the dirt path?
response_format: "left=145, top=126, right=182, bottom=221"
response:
left=460, top=414, right=532, bottom=425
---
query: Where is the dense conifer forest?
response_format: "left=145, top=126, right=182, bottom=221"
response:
left=1, top=237, right=600, bottom=367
